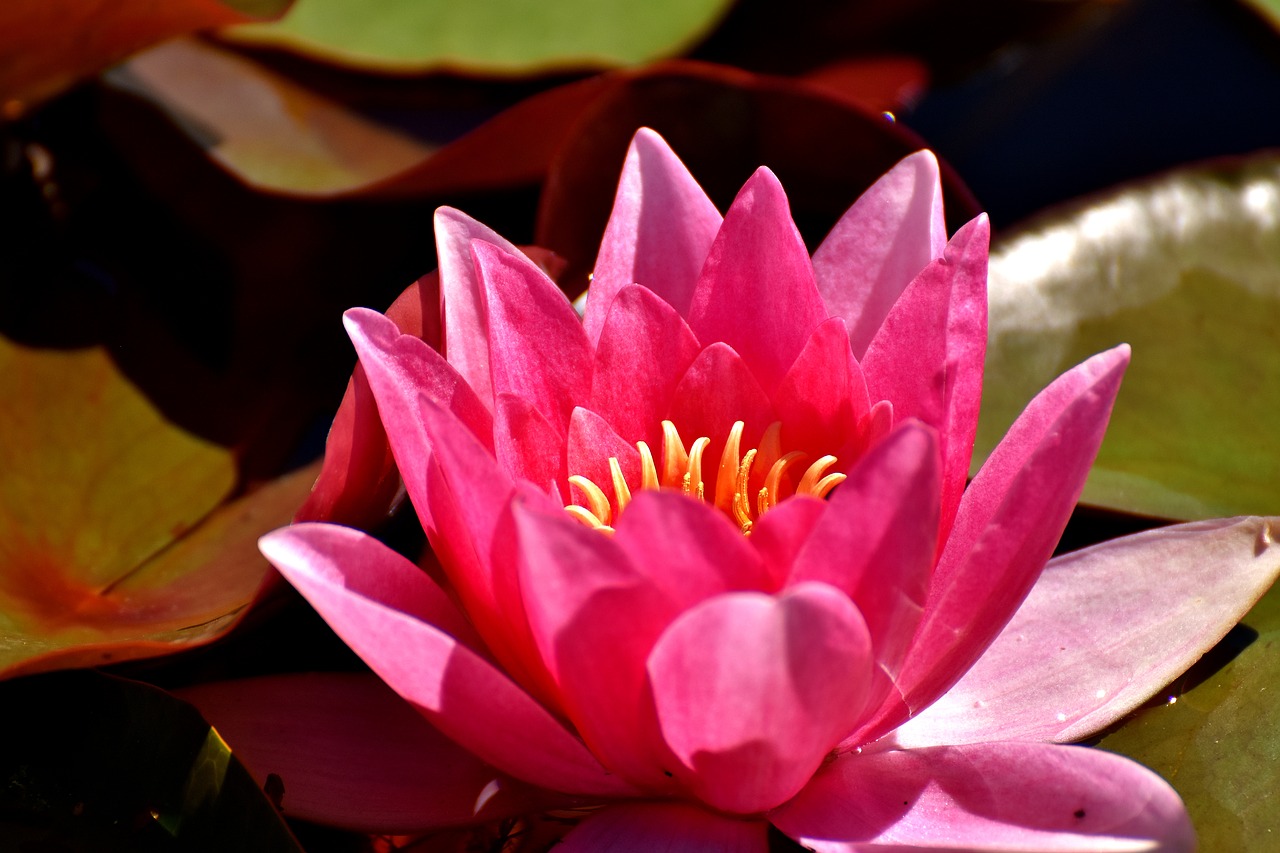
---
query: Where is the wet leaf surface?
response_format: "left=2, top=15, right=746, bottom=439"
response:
left=976, top=153, right=1280, bottom=520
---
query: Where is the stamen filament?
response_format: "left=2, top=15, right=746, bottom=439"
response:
left=763, top=451, right=808, bottom=511
left=609, top=457, right=632, bottom=512
left=661, top=421, right=688, bottom=488
left=797, top=456, right=840, bottom=496
left=686, top=436, right=710, bottom=501
left=715, top=421, right=746, bottom=513
left=569, top=474, right=612, bottom=526
left=638, top=441, right=660, bottom=490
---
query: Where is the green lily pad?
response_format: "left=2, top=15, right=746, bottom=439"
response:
left=0, top=337, right=315, bottom=678
left=976, top=153, right=1280, bottom=520
left=220, top=0, right=734, bottom=74
left=1099, top=560, right=1280, bottom=848
left=0, top=670, right=302, bottom=852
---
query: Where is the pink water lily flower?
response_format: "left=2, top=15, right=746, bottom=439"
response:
left=246, top=129, right=1280, bottom=851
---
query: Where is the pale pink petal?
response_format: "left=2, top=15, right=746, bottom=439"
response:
left=178, top=673, right=555, bottom=833
left=861, top=214, right=989, bottom=542
left=771, top=317, right=870, bottom=458
left=298, top=276, right=436, bottom=526
left=566, top=406, right=642, bottom=507
left=647, top=583, right=874, bottom=814
left=813, top=150, right=946, bottom=359
left=436, top=208, right=524, bottom=411
left=584, top=128, right=723, bottom=346
left=259, top=526, right=631, bottom=798
left=667, top=343, right=777, bottom=484
left=492, top=392, right=567, bottom=500
left=789, top=423, right=939, bottom=729
left=869, top=346, right=1130, bottom=737
left=590, top=284, right=702, bottom=447
left=558, top=802, right=769, bottom=853
left=474, top=239, right=591, bottom=431
left=771, top=742, right=1193, bottom=852
left=896, top=516, right=1280, bottom=747
left=687, top=167, right=829, bottom=392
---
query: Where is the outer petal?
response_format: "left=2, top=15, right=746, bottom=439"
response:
left=861, top=214, right=989, bottom=541
left=473, top=239, right=591, bottom=431
left=647, top=583, right=874, bottom=814
left=298, top=277, right=435, bottom=526
left=813, top=150, right=947, bottom=359
left=492, top=392, right=566, bottom=500
left=896, top=516, right=1280, bottom=747
left=178, top=673, right=552, bottom=833
left=772, top=317, right=870, bottom=458
left=589, top=284, right=702, bottom=448
left=789, top=423, right=940, bottom=721
left=687, top=167, right=829, bottom=392
left=868, top=346, right=1129, bottom=738
left=771, top=742, right=1194, bottom=852
left=584, top=128, right=723, bottom=346
left=557, top=802, right=769, bottom=853
left=436, top=207, right=524, bottom=411
left=259, top=525, right=630, bottom=798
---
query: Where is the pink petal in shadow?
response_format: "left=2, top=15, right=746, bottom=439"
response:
left=493, top=392, right=567, bottom=501
left=584, top=128, right=723, bottom=346
left=557, top=802, right=770, bottom=853
left=813, top=150, right=946, bottom=359
left=771, top=317, right=869, bottom=459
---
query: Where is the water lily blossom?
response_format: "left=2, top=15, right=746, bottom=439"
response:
left=240, top=129, right=1280, bottom=850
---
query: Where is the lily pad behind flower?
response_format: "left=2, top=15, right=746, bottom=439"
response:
left=220, top=0, right=735, bottom=75
left=976, top=153, right=1280, bottom=520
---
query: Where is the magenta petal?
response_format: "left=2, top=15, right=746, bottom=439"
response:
left=813, top=150, right=946, bottom=359
left=668, top=343, right=777, bottom=474
left=473, top=239, right=591, bottom=431
left=436, top=208, right=523, bottom=411
left=897, top=516, right=1280, bottom=747
left=790, top=422, right=940, bottom=728
left=881, top=346, right=1130, bottom=734
left=687, top=168, right=829, bottom=392
left=590, top=284, right=702, bottom=447
left=259, top=525, right=630, bottom=798
left=178, top=673, right=553, bottom=833
left=647, top=583, right=874, bottom=814
left=492, top=392, right=567, bottom=500
left=861, top=214, right=989, bottom=541
left=558, top=802, right=770, bottom=853
left=771, top=742, right=1194, bottom=852
left=749, top=497, right=826, bottom=591
left=584, top=128, right=723, bottom=345
left=772, top=317, right=870, bottom=456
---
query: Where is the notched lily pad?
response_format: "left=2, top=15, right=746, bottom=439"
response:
left=220, top=0, right=735, bottom=75
left=0, top=670, right=302, bottom=852
left=977, top=153, right=1280, bottom=520
left=0, top=337, right=315, bottom=678
left=1100, top=530, right=1280, bottom=849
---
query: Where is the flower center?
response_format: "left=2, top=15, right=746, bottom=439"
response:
left=566, top=420, right=845, bottom=535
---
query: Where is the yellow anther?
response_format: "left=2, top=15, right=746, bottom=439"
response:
left=661, top=421, right=688, bottom=488
left=609, top=457, right=632, bottom=512
left=637, top=441, right=660, bottom=491
left=686, top=436, right=710, bottom=501
left=733, top=448, right=758, bottom=533
left=715, top=421, right=745, bottom=512
left=568, top=475, right=612, bottom=526
left=797, top=456, right=840, bottom=497
left=763, top=451, right=808, bottom=511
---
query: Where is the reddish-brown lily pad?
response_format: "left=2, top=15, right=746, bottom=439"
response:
left=0, top=337, right=314, bottom=678
left=0, top=0, right=291, bottom=113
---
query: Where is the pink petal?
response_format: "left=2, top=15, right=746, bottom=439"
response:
left=259, top=525, right=630, bottom=798
left=647, top=583, right=874, bottom=814
left=589, top=284, right=702, bottom=447
left=687, top=167, right=829, bottom=392
left=343, top=306, right=495, bottom=531
left=584, top=128, right=723, bottom=346
left=178, top=673, right=554, bottom=833
left=771, top=742, right=1194, bottom=852
left=872, top=346, right=1130, bottom=737
left=298, top=276, right=437, bottom=526
left=557, top=802, right=769, bottom=853
left=896, top=516, right=1280, bottom=747
left=436, top=207, right=524, bottom=411
left=667, top=343, right=777, bottom=483
left=473, top=239, right=591, bottom=431
left=493, top=392, right=567, bottom=500
left=789, top=422, right=940, bottom=730
left=771, top=317, right=870, bottom=458
left=749, top=496, right=826, bottom=591
left=566, top=406, right=642, bottom=507
left=861, top=214, right=989, bottom=542
left=812, top=150, right=947, bottom=359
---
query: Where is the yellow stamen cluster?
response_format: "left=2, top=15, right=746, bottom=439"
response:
left=566, top=420, right=845, bottom=535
